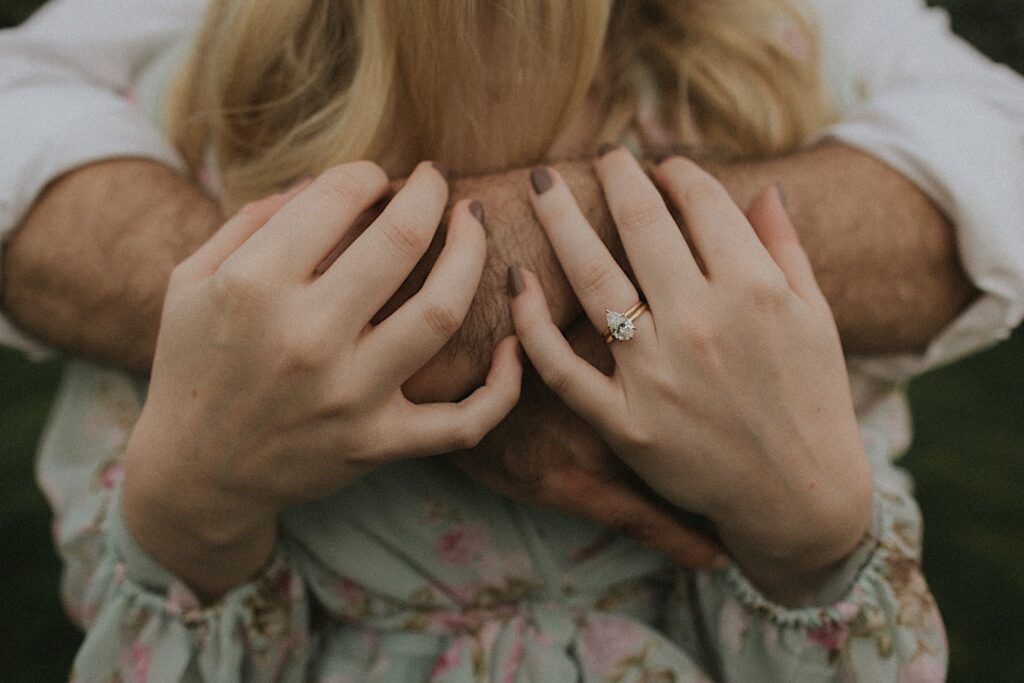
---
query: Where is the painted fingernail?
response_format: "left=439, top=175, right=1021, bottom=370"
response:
left=469, top=200, right=485, bottom=225
left=774, top=182, right=787, bottom=209
left=507, top=265, right=525, bottom=297
left=596, top=142, right=619, bottom=158
left=530, top=167, right=553, bottom=195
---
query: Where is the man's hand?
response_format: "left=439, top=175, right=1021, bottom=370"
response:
left=450, top=317, right=722, bottom=569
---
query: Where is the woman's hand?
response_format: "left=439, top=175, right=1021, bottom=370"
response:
left=122, top=162, right=522, bottom=597
left=452, top=319, right=723, bottom=570
left=508, top=149, right=873, bottom=602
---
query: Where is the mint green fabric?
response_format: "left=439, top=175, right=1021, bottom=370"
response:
left=38, top=361, right=947, bottom=682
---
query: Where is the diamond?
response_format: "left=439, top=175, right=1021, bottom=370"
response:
left=606, top=310, right=636, bottom=341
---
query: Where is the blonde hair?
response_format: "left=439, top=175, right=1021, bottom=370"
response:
left=166, top=0, right=832, bottom=212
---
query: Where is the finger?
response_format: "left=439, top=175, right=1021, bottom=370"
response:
left=235, top=161, right=390, bottom=280
left=510, top=268, right=621, bottom=427
left=746, top=184, right=825, bottom=304
left=362, top=200, right=486, bottom=385
left=182, top=180, right=312, bottom=279
left=653, top=156, right=776, bottom=278
left=595, top=147, right=704, bottom=313
left=388, top=336, right=524, bottom=457
left=319, top=162, right=449, bottom=321
left=540, top=469, right=723, bottom=569
left=528, top=166, right=640, bottom=331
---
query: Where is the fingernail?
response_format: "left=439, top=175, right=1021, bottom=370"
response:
left=432, top=162, right=450, bottom=181
left=710, top=554, right=731, bottom=571
left=774, top=182, right=787, bottom=209
left=469, top=200, right=485, bottom=225
left=596, top=142, right=619, bottom=158
left=507, top=265, right=525, bottom=297
left=530, top=167, right=553, bottom=195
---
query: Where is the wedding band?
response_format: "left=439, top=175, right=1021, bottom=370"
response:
left=605, top=302, right=648, bottom=343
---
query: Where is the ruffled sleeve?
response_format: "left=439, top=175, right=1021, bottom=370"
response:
left=669, top=474, right=947, bottom=682
left=37, top=361, right=313, bottom=682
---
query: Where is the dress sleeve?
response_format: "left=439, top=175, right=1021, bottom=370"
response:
left=38, top=362, right=313, bottom=682
left=0, top=0, right=204, bottom=358
left=667, top=459, right=946, bottom=681
left=809, top=0, right=1024, bottom=381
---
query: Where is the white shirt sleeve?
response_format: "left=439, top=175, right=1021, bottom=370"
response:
left=0, top=0, right=206, bottom=359
left=811, top=0, right=1024, bottom=381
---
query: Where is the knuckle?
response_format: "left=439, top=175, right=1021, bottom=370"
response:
left=747, top=273, right=791, bottom=309
left=420, top=300, right=463, bottom=340
left=382, top=212, right=431, bottom=258
left=314, top=163, right=385, bottom=207
left=575, top=257, right=616, bottom=296
left=450, top=422, right=485, bottom=451
left=616, top=197, right=666, bottom=230
left=679, top=171, right=729, bottom=207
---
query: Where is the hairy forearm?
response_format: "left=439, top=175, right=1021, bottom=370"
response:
left=705, top=142, right=977, bottom=353
left=1, top=159, right=221, bottom=373
left=1, top=142, right=973, bottom=386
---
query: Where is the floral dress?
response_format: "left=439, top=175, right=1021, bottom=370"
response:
left=38, top=358, right=948, bottom=683
left=32, top=12, right=952, bottom=683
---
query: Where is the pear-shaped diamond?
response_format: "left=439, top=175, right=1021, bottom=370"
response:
left=606, top=310, right=635, bottom=341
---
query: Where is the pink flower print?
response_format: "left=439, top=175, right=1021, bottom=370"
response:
left=98, top=461, right=124, bottom=490
left=718, top=597, right=751, bottom=655
left=430, top=636, right=466, bottom=679
left=120, top=641, right=152, bottom=683
left=581, top=614, right=648, bottom=677
left=808, top=622, right=851, bottom=657
left=436, top=522, right=493, bottom=567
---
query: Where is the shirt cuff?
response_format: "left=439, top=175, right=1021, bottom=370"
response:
left=0, top=85, right=185, bottom=359
left=819, top=89, right=1024, bottom=381
left=716, top=491, right=899, bottom=630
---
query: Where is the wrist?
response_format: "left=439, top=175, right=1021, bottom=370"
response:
left=121, top=410, right=279, bottom=598
left=718, top=476, right=874, bottom=606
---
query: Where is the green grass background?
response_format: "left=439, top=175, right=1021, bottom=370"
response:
left=1, top=1, right=1022, bottom=680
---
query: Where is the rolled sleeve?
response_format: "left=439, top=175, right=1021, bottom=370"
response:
left=0, top=0, right=204, bottom=357
left=812, top=0, right=1024, bottom=380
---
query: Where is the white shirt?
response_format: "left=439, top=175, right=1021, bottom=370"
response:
left=1, top=0, right=1022, bottom=376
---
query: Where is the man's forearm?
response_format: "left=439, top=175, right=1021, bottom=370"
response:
left=1, top=159, right=221, bottom=373
left=706, top=142, right=976, bottom=353
left=1, top=143, right=974, bottom=384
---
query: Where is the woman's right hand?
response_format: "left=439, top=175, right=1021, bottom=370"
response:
left=122, top=162, right=522, bottom=597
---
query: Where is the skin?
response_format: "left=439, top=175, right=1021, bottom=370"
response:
left=1, top=144, right=975, bottom=570
left=510, top=150, right=874, bottom=604
left=123, top=162, right=524, bottom=598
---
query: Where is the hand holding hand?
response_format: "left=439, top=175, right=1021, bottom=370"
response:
left=123, top=162, right=522, bottom=595
left=509, top=150, right=873, bottom=599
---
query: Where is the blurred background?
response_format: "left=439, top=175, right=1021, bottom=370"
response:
left=0, top=0, right=1021, bottom=680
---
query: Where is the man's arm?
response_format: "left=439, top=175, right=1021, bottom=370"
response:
left=1, top=159, right=221, bottom=373
left=1, top=141, right=972, bottom=383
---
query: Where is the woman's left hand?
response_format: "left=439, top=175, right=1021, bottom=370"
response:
left=509, top=149, right=873, bottom=598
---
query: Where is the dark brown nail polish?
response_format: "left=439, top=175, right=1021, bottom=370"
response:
left=530, top=167, right=553, bottom=195
left=469, top=200, right=485, bottom=224
left=596, top=142, right=620, bottom=158
left=507, top=265, right=525, bottom=297
left=774, top=182, right=788, bottom=208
